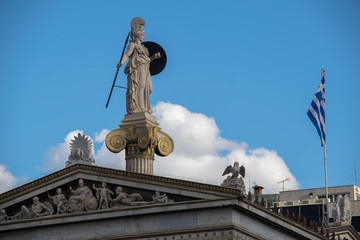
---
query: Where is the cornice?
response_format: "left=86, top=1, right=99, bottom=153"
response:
left=236, top=199, right=327, bottom=239
left=0, top=164, right=242, bottom=204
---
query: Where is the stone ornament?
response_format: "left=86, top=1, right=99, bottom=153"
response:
left=0, top=209, right=8, bottom=222
left=93, top=182, right=114, bottom=210
left=156, top=138, right=173, bottom=156
left=138, top=129, right=151, bottom=149
left=106, top=131, right=127, bottom=153
left=69, top=179, right=97, bottom=212
left=66, top=133, right=96, bottom=167
left=155, top=126, right=174, bottom=156
left=221, top=162, right=246, bottom=198
left=0, top=179, right=176, bottom=223
left=106, top=126, right=174, bottom=156
left=152, top=191, right=174, bottom=203
left=10, top=197, right=53, bottom=220
left=332, top=194, right=351, bottom=224
left=48, top=188, right=70, bottom=214
left=110, top=186, right=148, bottom=207
left=106, top=125, right=174, bottom=175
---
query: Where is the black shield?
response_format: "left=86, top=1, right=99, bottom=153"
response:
left=142, top=41, right=167, bottom=76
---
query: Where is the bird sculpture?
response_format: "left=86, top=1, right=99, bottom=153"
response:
left=222, top=162, right=245, bottom=179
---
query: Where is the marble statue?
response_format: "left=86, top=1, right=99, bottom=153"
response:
left=66, top=133, right=96, bottom=167
left=30, top=197, right=54, bottom=218
left=337, top=194, right=351, bottom=223
left=221, top=162, right=246, bottom=198
left=69, top=179, right=97, bottom=212
left=93, top=182, right=114, bottom=209
left=11, top=197, right=53, bottom=220
left=152, top=191, right=174, bottom=203
left=222, top=162, right=245, bottom=179
left=332, top=194, right=352, bottom=224
left=117, top=17, right=161, bottom=114
left=332, top=200, right=339, bottom=222
left=110, top=186, right=148, bottom=207
left=48, top=188, right=70, bottom=214
left=0, top=209, right=8, bottom=222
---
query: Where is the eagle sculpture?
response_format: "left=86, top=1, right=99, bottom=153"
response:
left=222, top=162, right=245, bottom=179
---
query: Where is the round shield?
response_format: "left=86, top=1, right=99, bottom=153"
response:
left=85, top=196, right=98, bottom=211
left=143, top=41, right=167, bottom=76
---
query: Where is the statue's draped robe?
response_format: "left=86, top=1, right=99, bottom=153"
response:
left=124, top=42, right=153, bottom=114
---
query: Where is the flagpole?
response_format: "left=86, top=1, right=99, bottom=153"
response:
left=323, top=140, right=329, bottom=225
left=321, top=69, right=329, bottom=226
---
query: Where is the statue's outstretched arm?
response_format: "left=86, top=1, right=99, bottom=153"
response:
left=150, top=52, right=161, bottom=62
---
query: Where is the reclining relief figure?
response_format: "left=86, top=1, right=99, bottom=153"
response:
left=152, top=191, right=174, bottom=203
left=11, top=197, right=53, bottom=220
left=111, top=186, right=148, bottom=207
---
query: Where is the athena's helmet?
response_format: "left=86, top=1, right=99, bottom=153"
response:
left=130, top=17, right=145, bottom=40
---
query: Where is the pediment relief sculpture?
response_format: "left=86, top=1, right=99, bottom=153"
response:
left=0, top=178, right=184, bottom=223
left=69, top=179, right=97, bottom=212
left=48, top=188, right=70, bottom=214
left=93, top=182, right=114, bottom=210
left=0, top=209, right=8, bottom=222
left=10, top=197, right=53, bottom=220
left=110, top=186, right=148, bottom=207
left=152, top=191, right=174, bottom=203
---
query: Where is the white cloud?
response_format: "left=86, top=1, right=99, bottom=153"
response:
left=41, top=102, right=298, bottom=194
left=94, top=141, right=125, bottom=170
left=42, top=130, right=90, bottom=171
left=95, top=129, right=110, bottom=143
left=153, top=103, right=237, bottom=156
left=153, top=102, right=299, bottom=193
left=0, top=165, right=19, bottom=193
left=42, top=129, right=124, bottom=172
left=93, top=128, right=124, bottom=169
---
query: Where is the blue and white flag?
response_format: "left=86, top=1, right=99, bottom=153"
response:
left=307, top=71, right=326, bottom=146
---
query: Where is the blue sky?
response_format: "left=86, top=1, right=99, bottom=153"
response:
left=0, top=0, right=359, bottom=193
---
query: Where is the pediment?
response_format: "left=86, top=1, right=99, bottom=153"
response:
left=0, top=164, right=241, bottom=230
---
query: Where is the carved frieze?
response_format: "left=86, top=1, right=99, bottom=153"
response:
left=10, top=197, right=53, bottom=220
left=48, top=188, right=70, bottom=214
left=152, top=191, right=174, bottom=203
left=0, top=178, right=179, bottom=223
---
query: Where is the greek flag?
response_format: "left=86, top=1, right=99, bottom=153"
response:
left=307, top=72, right=326, bottom=146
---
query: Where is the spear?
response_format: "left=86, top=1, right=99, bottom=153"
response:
left=105, top=31, right=130, bottom=108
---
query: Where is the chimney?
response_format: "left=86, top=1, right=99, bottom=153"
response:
left=253, top=185, right=264, bottom=195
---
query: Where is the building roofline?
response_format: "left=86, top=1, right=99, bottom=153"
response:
left=0, top=163, right=242, bottom=204
left=280, top=185, right=359, bottom=193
